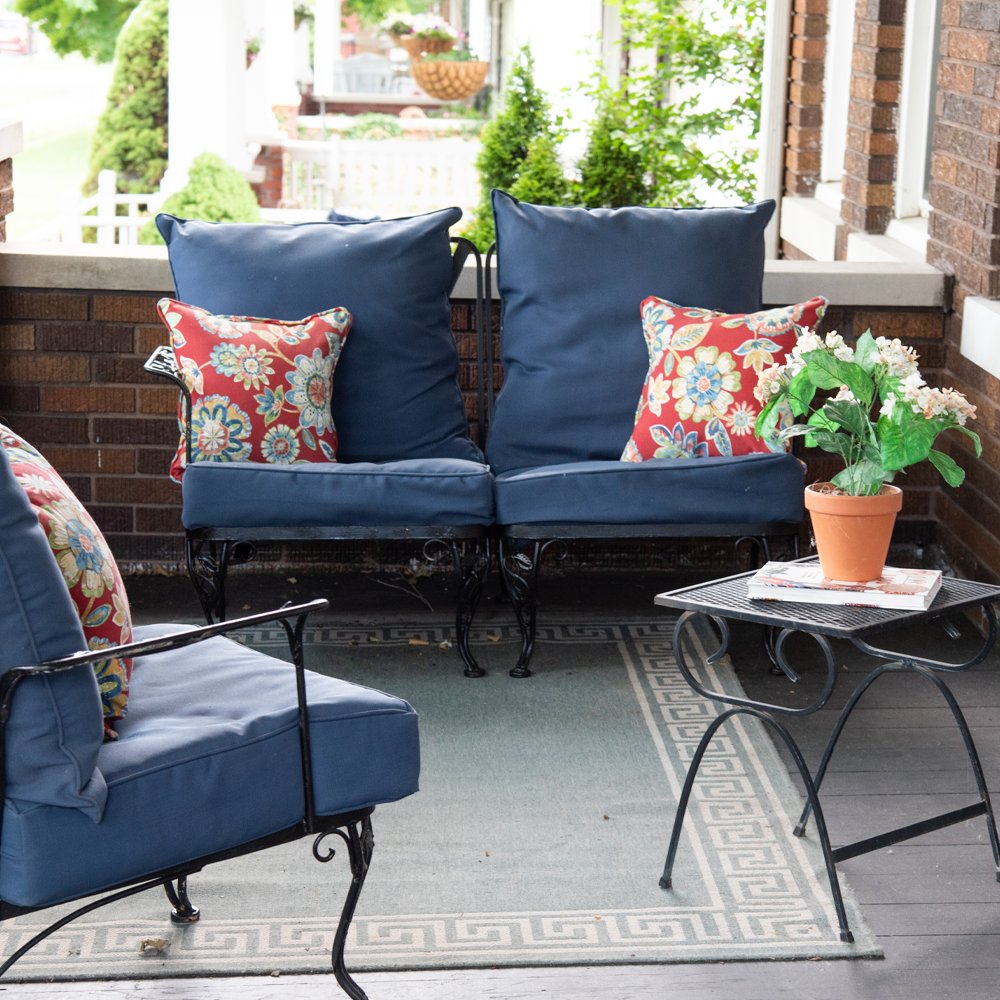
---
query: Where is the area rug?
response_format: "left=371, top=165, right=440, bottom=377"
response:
left=1, top=616, right=880, bottom=980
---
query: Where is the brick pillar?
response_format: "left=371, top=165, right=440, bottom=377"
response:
left=785, top=0, right=827, bottom=197
left=251, top=144, right=285, bottom=208
left=0, top=157, right=12, bottom=242
left=927, top=0, right=1000, bottom=301
left=839, top=0, right=906, bottom=236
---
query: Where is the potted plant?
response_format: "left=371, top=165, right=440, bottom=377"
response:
left=394, top=14, right=457, bottom=57
left=754, top=328, right=980, bottom=581
left=411, top=42, right=488, bottom=101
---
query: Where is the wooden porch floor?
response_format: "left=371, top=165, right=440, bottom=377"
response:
left=6, top=569, right=1000, bottom=1000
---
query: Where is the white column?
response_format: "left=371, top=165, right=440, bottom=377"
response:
left=164, top=0, right=248, bottom=193
left=313, top=0, right=342, bottom=98
left=264, top=0, right=299, bottom=110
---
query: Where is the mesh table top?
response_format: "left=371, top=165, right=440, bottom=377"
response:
left=655, top=560, right=1000, bottom=639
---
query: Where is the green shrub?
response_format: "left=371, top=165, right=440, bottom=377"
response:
left=341, top=114, right=404, bottom=140
left=509, top=134, right=570, bottom=206
left=84, top=0, right=168, bottom=194
left=577, top=93, right=649, bottom=208
left=464, top=46, right=557, bottom=251
left=138, top=152, right=261, bottom=245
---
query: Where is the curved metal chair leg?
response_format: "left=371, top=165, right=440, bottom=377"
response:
left=186, top=538, right=233, bottom=624
left=498, top=537, right=542, bottom=678
left=164, top=875, right=201, bottom=923
left=449, top=538, right=490, bottom=678
left=314, top=812, right=376, bottom=1000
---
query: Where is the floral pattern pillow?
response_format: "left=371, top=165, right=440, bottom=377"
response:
left=0, top=426, right=133, bottom=740
left=621, top=296, right=828, bottom=462
left=157, top=299, right=353, bottom=483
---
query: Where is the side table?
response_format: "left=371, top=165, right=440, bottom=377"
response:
left=654, top=563, right=1000, bottom=943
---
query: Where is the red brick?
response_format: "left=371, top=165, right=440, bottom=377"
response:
left=37, top=323, right=133, bottom=354
left=41, top=386, right=136, bottom=413
left=92, top=294, right=160, bottom=324
left=0, top=324, right=35, bottom=349
left=95, top=476, right=179, bottom=505
left=43, top=446, right=136, bottom=474
left=0, top=353, right=90, bottom=382
left=0, top=290, right=88, bottom=321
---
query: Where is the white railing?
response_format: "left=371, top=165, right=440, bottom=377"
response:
left=283, top=136, right=481, bottom=219
left=23, top=169, right=164, bottom=245
left=23, top=135, right=482, bottom=243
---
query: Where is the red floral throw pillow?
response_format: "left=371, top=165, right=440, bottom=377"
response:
left=0, top=426, right=133, bottom=741
left=157, top=299, right=352, bottom=482
left=621, top=296, right=828, bottom=462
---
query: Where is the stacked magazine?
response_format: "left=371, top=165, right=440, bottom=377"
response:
left=747, top=561, right=944, bottom=610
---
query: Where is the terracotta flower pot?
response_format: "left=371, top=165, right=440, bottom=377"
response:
left=804, top=483, right=903, bottom=583
left=411, top=59, right=489, bottom=101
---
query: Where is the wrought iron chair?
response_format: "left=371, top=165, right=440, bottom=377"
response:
left=0, top=434, right=419, bottom=998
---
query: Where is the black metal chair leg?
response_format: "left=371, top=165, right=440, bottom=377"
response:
left=164, top=875, right=200, bottom=923
left=498, top=537, right=543, bottom=677
left=185, top=538, right=233, bottom=624
left=314, top=811, right=376, bottom=1000
left=448, top=538, right=490, bottom=678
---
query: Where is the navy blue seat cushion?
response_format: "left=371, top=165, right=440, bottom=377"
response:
left=493, top=453, right=804, bottom=526
left=0, top=445, right=107, bottom=821
left=156, top=208, right=481, bottom=465
left=0, top=625, right=420, bottom=909
left=181, top=458, right=494, bottom=529
left=486, top=191, right=776, bottom=473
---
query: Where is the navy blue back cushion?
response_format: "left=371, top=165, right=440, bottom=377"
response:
left=0, top=443, right=107, bottom=819
left=156, top=208, right=481, bottom=464
left=486, top=191, right=775, bottom=472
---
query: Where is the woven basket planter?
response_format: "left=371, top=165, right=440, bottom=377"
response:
left=411, top=59, right=489, bottom=101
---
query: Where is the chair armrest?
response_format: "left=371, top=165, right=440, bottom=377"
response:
left=3, top=599, right=330, bottom=680
left=143, top=344, right=193, bottom=466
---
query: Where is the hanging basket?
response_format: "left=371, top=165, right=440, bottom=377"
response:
left=804, top=483, right=903, bottom=583
left=411, top=59, right=489, bottom=102
left=399, top=35, right=456, bottom=59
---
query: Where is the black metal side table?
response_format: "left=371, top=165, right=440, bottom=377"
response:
left=654, top=563, right=1000, bottom=943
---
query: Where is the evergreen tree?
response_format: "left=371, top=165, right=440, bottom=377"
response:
left=509, top=134, right=570, bottom=207
left=464, top=46, right=555, bottom=251
left=577, top=92, right=649, bottom=208
left=84, top=0, right=168, bottom=194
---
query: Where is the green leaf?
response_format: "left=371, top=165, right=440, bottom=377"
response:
left=809, top=427, right=856, bottom=462
left=928, top=448, right=966, bottom=487
left=822, top=399, right=871, bottom=438
left=804, top=353, right=875, bottom=406
left=785, top=369, right=816, bottom=416
left=879, top=418, right=936, bottom=471
left=853, top=330, right=880, bottom=373
left=832, top=460, right=890, bottom=496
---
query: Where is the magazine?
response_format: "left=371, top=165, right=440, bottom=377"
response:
left=747, top=561, right=943, bottom=610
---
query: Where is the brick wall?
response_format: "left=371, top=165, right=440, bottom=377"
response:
left=0, top=287, right=484, bottom=572
left=784, top=0, right=827, bottom=199
left=927, top=0, right=1000, bottom=585
left=0, top=157, right=12, bottom=243
left=839, top=0, right=906, bottom=238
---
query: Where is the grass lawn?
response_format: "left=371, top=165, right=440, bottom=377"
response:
left=7, top=129, right=94, bottom=240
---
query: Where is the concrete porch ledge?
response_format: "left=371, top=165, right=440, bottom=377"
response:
left=0, top=244, right=948, bottom=310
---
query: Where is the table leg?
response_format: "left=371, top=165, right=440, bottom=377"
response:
left=660, top=704, right=855, bottom=943
left=795, top=661, right=1000, bottom=876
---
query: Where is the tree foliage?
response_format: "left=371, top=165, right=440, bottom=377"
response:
left=576, top=87, right=649, bottom=208
left=509, top=134, right=570, bottom=207
left=139, top=152, right=261, bottom=245
left=465, top=47, right=559, bottom=250
left=599, top=0, right=766, bottom=206
left=14, top=0, right=138, bottom=62
left=84, top=0, right=168, bottom=194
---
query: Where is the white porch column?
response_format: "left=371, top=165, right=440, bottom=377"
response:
left=264, top=0, right=300, bottom=111
left=164, top=0, right=248, bottom=194
left=313, top=0, right=342, bottom=98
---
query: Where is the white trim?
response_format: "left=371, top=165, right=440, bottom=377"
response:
left=0, top=119, right=23, bottom=162
left=0, top=246, right=945, bottom=310
left=820, top=0, right=855, bottom=182
left=895, top=1, right=939, bottom=219
left=758, top=0, right=793, bottom=258
left=960, top=297, right=1000, bottom=380
left=778, top=195, right=841, bottom=261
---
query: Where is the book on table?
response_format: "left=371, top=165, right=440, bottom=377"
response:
left=746, top=561, right=944, bottom=610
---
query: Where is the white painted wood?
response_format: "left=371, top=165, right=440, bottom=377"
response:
left=312, top=0, right=341, bottom=98
left=759, top=0, right=793, bottom=258
left=895, top=0, right=939, bottom=220
left=0, top=118, right=23, bottom=161
left=820, top=0, right=855, bottom=183
left=164, top=0, right=249, bottom=192
left=960, top=296, right=1000, bottom=381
